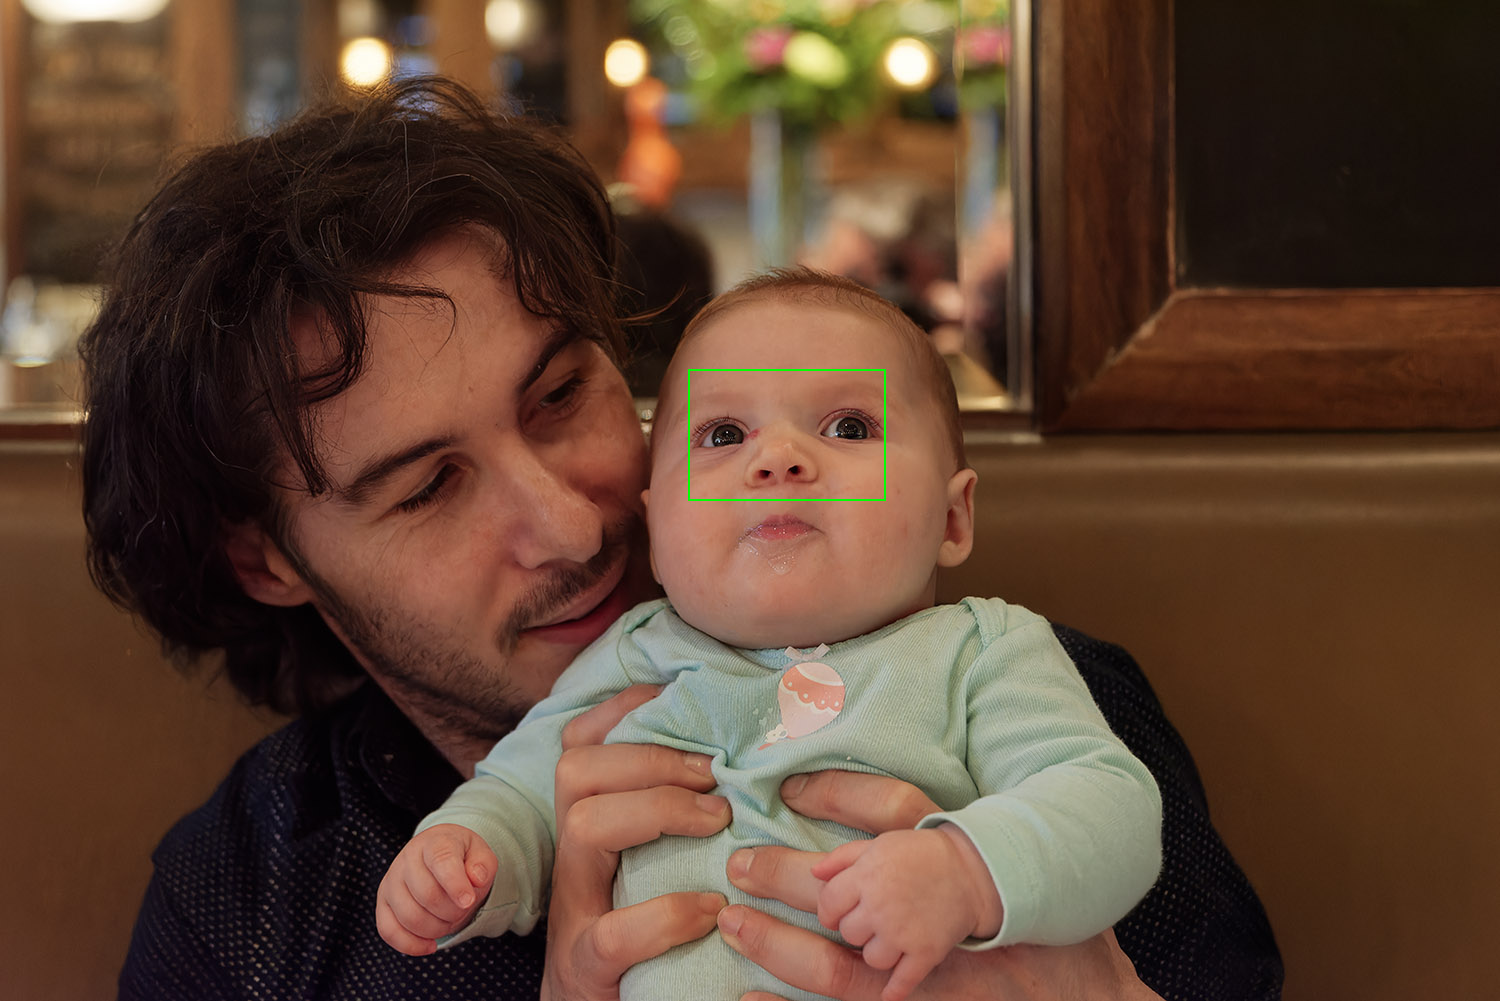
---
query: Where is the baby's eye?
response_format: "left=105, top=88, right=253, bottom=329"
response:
left=699, top=422, right=745, bottom=447
left=823, top=414, right=873, bottom=440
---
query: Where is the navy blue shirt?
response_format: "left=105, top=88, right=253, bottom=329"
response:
left=119, top=625, right=1282, bottom=1000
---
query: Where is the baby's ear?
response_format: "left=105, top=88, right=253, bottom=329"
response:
left=222, top=520, right=315, bottom=607
left=937, top=468, right=978, bottom=568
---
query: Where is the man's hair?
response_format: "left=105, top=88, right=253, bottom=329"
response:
left=661, top=267, right=966, bottom=469
left=79, top=77, right=623, bottom=715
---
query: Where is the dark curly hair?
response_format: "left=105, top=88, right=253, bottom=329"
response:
left=79, top=77, right=625, bottom=717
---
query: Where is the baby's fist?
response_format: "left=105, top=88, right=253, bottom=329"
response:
left=376, top=824, right=497, bottom=955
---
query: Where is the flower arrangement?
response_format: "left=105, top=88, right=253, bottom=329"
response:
left=630, top=0, right=989, bottom=132
left=955, top=0, right=1011, bottom=110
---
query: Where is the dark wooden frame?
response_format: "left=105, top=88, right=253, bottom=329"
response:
left=2, top=0, right=25, bottom=287
left=1032, top=0, right=1500, bottom=431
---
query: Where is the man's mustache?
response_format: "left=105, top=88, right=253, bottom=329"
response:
left=499, top=518, right=640, bottom=643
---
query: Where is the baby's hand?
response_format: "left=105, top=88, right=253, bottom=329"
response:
left=376, top=823, right=497, bottom=955
left=811, top=826, right=1003, bottom=1001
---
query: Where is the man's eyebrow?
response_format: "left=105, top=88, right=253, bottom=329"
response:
left=521, top=325, right=582, bottom=394
left=334, top=436, right=457, bottom=507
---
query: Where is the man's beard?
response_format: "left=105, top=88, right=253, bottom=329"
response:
left=284, top=518, right=639, bottom=747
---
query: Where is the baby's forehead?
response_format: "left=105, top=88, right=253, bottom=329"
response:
left=687, top=366, right=886, bottom=407
left=683, top=296, right=910, bottom=364
left=702, top=292, right=889, bottom=329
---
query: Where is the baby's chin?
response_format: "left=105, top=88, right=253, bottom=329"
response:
left=676, top=602, right=898, bottom=652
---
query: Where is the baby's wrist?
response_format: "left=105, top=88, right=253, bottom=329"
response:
left=934, top=823, right=1004, bottom=939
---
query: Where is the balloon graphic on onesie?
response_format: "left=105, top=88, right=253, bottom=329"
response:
left=760, top=645, right=845, bottom=748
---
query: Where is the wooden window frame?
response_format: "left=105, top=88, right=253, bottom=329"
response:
left=1031, top=0, right=1500, bottom=431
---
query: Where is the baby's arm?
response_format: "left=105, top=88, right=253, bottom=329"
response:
left=811, top=825, right=1001, bottom=1001
left=377, top=824, right=498, bottom=955
left=924, top=607, right=1163, bottom=948
left=379, top=607, right=681, bottom=949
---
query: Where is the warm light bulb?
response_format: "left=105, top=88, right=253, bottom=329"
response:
left=604, top=38, right=649, bottom=89
left=21, top=0, right=168, bottom=21
left=884, top=37, right=937, bottom=90
left=485, top=0, right=531, bottom=49
left=340, top=37, right=393, bottom=89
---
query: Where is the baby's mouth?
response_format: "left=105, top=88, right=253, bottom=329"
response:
left=743, top=515, right=814, bottom=542
left=739, top=516, right=817, bottom=575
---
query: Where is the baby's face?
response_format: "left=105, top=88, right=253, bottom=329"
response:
left=645, top=299, right=974, bottom=649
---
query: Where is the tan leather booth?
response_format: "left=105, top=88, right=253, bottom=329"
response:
left=5, top=432, right=1499, bottom=1000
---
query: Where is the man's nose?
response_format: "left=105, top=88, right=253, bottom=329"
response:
left=744, top=430, right=818, bottom=488
left=494, top=445, right=603, bottom=568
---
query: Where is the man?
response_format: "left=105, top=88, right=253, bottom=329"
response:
left=80, top=77, right=1281, bottom=1000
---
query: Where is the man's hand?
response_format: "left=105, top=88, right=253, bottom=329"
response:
left=716, top=770, right=1163, bottom=1001
left=540, top=685, right=731, bottom=1001
left=376, top=823, right=496, bottom=956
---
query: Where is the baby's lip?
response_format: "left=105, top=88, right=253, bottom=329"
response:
left=744, top=515, right=816, bottom=541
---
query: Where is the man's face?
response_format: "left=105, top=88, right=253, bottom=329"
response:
left=271, top=229, right=654, bottom=744
left=645, top=298, right=974, bottom=650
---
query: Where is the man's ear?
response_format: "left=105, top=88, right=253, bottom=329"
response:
left=222, top=520, right=315, bottom=607
left=937, top=467, right=979, bottom=568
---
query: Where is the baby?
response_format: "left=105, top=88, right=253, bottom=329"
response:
left=378, top=268, right=1162, bottom=1001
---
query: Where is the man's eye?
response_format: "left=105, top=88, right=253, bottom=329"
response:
left=823, top=414, right=874, bottom=440
left=697, top=422, right=745, bottom=447
left=538, top=376, right=583, bottom=411
left=396, top=464, right=457, bottom=513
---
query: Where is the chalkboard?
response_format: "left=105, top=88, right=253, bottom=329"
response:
left=20, top=16, right=173, bottom=282
left=1175, top=1, right=1500, bottom=288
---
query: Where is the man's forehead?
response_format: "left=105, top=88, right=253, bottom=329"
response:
left=274, top=250, right=567, bottom=495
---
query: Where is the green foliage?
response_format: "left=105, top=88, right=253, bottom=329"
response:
left=632, top=0, right=1009, bottom=131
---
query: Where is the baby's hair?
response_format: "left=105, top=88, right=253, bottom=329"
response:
left=662, top=267, right=966, bottom=470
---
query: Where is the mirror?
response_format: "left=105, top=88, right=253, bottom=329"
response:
left=0, top=0, right=1027, bottom=421
left=619, top=0, right=1022, bottom=412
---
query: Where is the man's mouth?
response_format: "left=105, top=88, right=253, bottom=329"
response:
left=520, top=556, right=632, bottom=646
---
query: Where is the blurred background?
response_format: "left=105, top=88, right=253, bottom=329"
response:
left=3, top=5, right=1500, bottom=1000
left=0, top=0, right=1019, bottom=418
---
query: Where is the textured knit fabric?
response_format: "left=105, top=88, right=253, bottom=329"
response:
left=427, top=598, right=1162, bottom=1000
left=117, top=624, right=1283, bottom=1001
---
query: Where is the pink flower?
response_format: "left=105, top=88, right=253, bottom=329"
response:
left=745, top=25, right=793, bottom=71
left=960, top=25, right=1011, bottom=69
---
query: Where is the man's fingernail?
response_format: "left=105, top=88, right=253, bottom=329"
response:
left=684, top=752, right=711, bottom=774
left=717, top=905, right=744, bottom=937
left=726, top=848, right=753, bottom=880
left=697, top=793, right=727, bottom=815
left=699, top=892, right=727, bottom=916
left=458, top=891, right=474, bottom=908
left=782, top=774, right=809, bottom=798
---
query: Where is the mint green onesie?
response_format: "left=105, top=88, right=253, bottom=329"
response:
left=422, top=597, right=1162, bottom=1001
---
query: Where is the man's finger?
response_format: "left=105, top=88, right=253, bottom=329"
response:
left=575, top=892, right=726, bottom=975
left=555, top=742, right=715, bottom=820
left=561, top=684, right=665, bottom=749
left=717, top=904, right=884, bottom=1001
left=546, top=889, right=724, bottom=999
left=725, top=845, right=825, bottom=913
left=560, top=785, right=730, bottom=854
left=780, top=771, right=939, bottom=834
